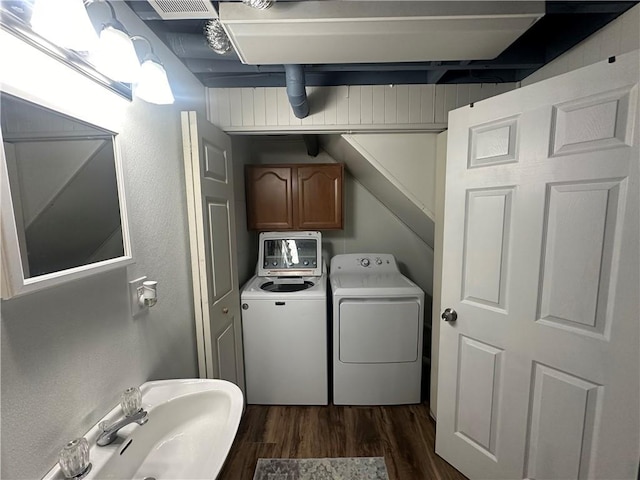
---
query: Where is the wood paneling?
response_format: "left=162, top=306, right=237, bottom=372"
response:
left=208, top=83, right=518, bottom=133
left=218, top=404, right=467, bottom=480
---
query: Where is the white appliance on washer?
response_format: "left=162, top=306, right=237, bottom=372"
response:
left=241, top=231, right=328, bottom=405
left=330, top=253, right=424, bottom=405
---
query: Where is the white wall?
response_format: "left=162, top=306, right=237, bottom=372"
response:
left=0, top=4, right=206, bottom=479
left=230, top=137, right=257, bottom=286
left=522, top=4, right=640, bottom=85
left=346, top=133, right=438, bottom=219
left=322, top=133, right=436, bottom=248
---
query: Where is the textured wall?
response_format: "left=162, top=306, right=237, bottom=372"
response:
left=231, top=137, right=257, bottom=287
left=0, top=3, right=206, bottom=479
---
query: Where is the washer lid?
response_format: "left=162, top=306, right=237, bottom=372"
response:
left=241, top=273, right=327, bottom=300
left=258, top=231, right=322, bottom=277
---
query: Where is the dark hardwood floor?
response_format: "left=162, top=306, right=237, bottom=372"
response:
left=218, top=403, right=467, bottom=480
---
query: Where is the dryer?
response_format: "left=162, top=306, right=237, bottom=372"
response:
left=330, top=253, right=424, bottom=405
left=241, top=231, right=328, bottom=405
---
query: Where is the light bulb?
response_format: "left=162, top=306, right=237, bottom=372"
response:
left=135, top=60, right=175, bottom=105
left=96, top=25, right=140, bottom=83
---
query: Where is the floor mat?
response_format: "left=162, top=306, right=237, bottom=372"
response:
left=253, top=457, right=390, bottom=480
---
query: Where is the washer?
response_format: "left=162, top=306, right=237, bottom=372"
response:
left=241, top=231, right=328, bottom=405
left=330, top=253, right=424, bottom=405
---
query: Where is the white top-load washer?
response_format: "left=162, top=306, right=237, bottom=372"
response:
left=330, top=253, right=424, bottom=405
left=241, top=231, right=328, bottom=405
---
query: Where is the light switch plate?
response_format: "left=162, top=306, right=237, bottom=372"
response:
left=129, top=276, right=148, bottom=317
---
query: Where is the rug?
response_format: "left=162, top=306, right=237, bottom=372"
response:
left=252, top=457, right=389, bottom=480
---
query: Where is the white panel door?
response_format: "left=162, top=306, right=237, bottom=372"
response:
left=182, top=111, right=245, bottom=392
left=436, top=52, right=639, bottom=479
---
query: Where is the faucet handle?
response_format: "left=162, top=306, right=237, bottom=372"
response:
left=121, top=387, right=142, bottom=417
left=58, top=437, right=91, bottom=479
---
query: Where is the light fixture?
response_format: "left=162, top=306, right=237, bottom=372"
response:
left=131, top=36, right=175, bottom=105
left=31, top=0, right=99, bottom=52
left=94, top=1, right=140, bottom=83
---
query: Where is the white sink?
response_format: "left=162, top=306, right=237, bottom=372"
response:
left=43, top=379, right=244, bottom=480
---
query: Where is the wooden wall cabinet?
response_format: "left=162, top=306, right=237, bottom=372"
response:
left=246, top=163, right=344, bottom=230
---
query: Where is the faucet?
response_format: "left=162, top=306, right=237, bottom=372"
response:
left=96, top=409, right=148, bottom=446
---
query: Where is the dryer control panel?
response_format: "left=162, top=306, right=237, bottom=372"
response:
left=330, top=253, right=398, bottom=273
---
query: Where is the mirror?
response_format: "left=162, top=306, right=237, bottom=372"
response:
left=0, top=92, right=132, bottom=299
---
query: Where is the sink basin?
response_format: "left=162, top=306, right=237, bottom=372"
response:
left=43, top=379, right=244, bottom=480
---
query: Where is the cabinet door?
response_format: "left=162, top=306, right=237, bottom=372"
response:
left=296, top=164, right=343, bottom=230
left=245, top=166, right=294, bottom=230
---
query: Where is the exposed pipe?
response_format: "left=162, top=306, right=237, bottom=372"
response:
left=284, top=64, right=309, bottom=119
left=165, top=33, right=240, bottom=60
left=303, top=135, right=319, bottom=157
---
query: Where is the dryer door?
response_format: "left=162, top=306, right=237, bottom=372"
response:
left=339, top=298, right=420, bottom=363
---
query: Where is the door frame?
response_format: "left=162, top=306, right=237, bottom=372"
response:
left=182, top=110, right=210, bottom=378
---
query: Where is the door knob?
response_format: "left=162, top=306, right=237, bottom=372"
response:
left=441, top=308, right=457, bottom=322
left=222, top=307, right=229, bottom=314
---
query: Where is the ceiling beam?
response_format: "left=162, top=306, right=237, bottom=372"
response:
left=184, top=59, right=543, bottom=74
left=199, top=68, right=522, bottom=88
left=546, top=1, right=638, bottom=14
left=425, top=62, right=447, bottom=84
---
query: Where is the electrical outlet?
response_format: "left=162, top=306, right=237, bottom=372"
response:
left=129, top=276, right=148, bottom=317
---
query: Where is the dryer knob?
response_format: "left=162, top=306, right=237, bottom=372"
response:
left=375, top=258, right=383, bottom=265
left=242, top=303, right=249, bottom=310
left=360, top=258, right=370, bottom=267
